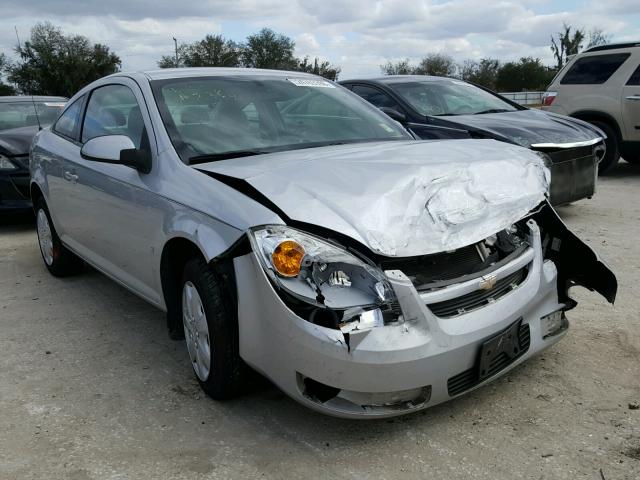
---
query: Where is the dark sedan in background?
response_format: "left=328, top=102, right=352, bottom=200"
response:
left=0, top=96, right=66, bottom=214
left=340, top=76, right=606, bottom=206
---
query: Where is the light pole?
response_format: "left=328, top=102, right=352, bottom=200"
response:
left=173, top=37, right=179, bottom=68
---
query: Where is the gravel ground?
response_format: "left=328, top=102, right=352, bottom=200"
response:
left=1, top=162, right=639, bottom=480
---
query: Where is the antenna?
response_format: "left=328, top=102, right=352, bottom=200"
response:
left=14, top=26, right=21, bottom=49
left=30, top=96, right=42, bottom=130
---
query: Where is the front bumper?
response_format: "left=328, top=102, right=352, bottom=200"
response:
left=533, top=140, right=604, bottom=206
left=234, top=220, right=567, bottom=418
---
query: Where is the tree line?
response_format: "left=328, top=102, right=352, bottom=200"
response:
left=158, top=28, right=340, bottom=80
left=381, top=25, right=610, bottom=91
left=0, top=22, right=609, bottom=97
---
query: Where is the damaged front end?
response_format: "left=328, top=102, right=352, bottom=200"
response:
left=244, top=200, right=616, bottom=416
left=251, top=200, right=616, bottom=335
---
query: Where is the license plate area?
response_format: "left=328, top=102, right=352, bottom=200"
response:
left=478, top=318, right=527, bottom=381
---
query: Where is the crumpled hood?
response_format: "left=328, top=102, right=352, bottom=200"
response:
left=197, top=139, right=550, bottom=257
left=438, top=109, right=602, bottom=147
left=0, top=125, right=39, bottom=155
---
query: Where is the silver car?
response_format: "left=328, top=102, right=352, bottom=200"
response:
left=30, top=68, right=617, bottom=418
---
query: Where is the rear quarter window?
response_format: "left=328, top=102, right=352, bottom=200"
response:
left=560, top=53, right=630, bottom=85
left=52, top=96, right=84, bottom=140
left=626, top=64, right=640, bottom=85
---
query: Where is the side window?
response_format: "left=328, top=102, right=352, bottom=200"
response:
left=53, top=96, right=84, bottom=140
left=561, top=53, right=630, bottom=85
left=82, top=84, right=146, bottom=149
left=626, top=64, right=640, bottom=86
left=352, top=85, right=402, bottom=111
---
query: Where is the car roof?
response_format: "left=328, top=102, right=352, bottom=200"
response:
left=0, top=95, right=67, bottom=103
left=342, top=75, right=456, bottom=84
left=129, top=67, right=321, bottom=81
left=583, top=42, right=640, bottom=53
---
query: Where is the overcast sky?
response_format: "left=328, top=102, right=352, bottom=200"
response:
left=1, top=0, right=638, bottom=78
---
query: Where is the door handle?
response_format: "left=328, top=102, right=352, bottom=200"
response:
left=63, top=171, right=79, bottom=182
left=626, top=95, right=640, bottom=101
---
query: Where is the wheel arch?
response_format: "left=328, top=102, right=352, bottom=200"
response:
left=159, top=233, right=250, bottom=338
left=570, top=110, right=622, bottom=141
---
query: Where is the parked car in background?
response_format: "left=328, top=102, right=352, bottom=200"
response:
left=30, top=68, right=616, bottom=418
left=0, top=96, right=66, bottom=214
left=542, top=42, right=640, bottom=173
left=340, top=76, right=605, bottom=206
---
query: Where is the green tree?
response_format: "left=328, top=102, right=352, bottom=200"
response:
left=380, top=54, right=457, bottom=77
left=495, top=57, right=556, bottom=91
left=158, top=46, right=184, bottom=68
left=158, top=34, right=241, bottom=68
left=296, top=56, right=341, bottom=80
left=460, top=58, right=500, bottom=89
left=550, top=23, right=585, bottom=69
left=0, top=53, right=16, bottom=95
left=241, top=28, right=297, bottom=70
left=7, top=22, right=120, bottom=97
left=414, top=53, right=457, bottom=77
left=380, top=59, right=413, bottom=75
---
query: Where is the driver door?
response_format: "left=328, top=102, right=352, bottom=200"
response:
left=61, top=80, right=163, bottom=305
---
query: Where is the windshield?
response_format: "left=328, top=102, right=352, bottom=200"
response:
left=0, top=100, right=66, bottom=131
left=388, top=80, right=519, bottom=117
left=151, top=75, right=410, bottom=164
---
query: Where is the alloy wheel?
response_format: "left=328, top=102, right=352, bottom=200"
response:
left=182, top=281, right=211, bottom=381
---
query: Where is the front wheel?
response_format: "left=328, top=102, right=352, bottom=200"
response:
left=181, top=258, right=247, bottom=399
left=35, top=198, right=84, bottom=277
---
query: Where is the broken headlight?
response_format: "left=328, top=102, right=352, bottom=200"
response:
left=250, top=226, right=398, bottom=329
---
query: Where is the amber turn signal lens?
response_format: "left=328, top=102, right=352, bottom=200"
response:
left=271, top=240, right=305, bottom=277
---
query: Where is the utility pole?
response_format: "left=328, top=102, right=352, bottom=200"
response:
left=173, top=37, right=179, bottom=68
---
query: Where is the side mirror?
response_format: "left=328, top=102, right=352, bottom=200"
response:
left=81, top=135, right=151, bottom=174
left=378, top=107, right=406, bottom=123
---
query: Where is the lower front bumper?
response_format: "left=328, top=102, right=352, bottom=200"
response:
left=234, top=221, right=567, bottom=418
left=541, top=143, right=603, bottom=205
left=0, top=174, right=32, bottom=213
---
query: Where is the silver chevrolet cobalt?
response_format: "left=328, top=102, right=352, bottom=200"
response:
left=30, top=68, right=616, bottom=418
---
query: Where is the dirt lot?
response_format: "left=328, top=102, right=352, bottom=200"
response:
left=1, top=162, right=639, bottom=480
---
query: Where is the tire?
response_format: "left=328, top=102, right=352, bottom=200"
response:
left=181, top=257, right=247, bottom=399
left=35, top=198, right=84, bottom=277
left=590, top=121, right=620, bottom=174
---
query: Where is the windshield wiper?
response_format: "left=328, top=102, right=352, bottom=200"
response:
left=188, top=150, right=265, bottom=165
left=473, top=108, right=511, bottom=115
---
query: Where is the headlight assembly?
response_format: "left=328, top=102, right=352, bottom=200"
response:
left=0, top=155, right=18, bottom=171
left=250, top=225, right=399, bottom=330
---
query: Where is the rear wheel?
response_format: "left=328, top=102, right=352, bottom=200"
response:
left=589, top=121, right=620, bottom=174
left=181, top=258, right=247, bottom=399
left=35, top=198, right=84, bottom=277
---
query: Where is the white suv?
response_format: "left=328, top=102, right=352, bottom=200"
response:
left=542, top=42, right=640, bottom=173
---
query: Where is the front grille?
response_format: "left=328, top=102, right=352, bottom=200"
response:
left=447, top=322, right=531, bottom=396
left=379, top=244, right=484, bottom=287
left=427, top=267, right=528, bottom=318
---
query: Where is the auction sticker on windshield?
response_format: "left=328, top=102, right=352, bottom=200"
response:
left=287, top=78, right=335, bottom=88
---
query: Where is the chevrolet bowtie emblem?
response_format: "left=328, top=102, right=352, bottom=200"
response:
left=479, top=274, right=498, bottom=291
